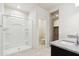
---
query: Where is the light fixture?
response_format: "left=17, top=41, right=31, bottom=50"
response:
left=17, top=5, right=20, bottom=9
left=75, top=3, right=79, bottom=7
left=56, top=14, right=58, bottom=17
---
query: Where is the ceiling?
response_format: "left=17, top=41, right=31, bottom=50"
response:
left=5, top=3, right=63, bottom=13
left=37, top=3, right=62, bottom=11
left=5, top=3, right=37, bottom=13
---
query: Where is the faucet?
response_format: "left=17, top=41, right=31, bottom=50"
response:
left=67, top=33, right=79, bottom=45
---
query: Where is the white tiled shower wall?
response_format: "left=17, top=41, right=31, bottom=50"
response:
left=0, top=4, right=33, bottom=55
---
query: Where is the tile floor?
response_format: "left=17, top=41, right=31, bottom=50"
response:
left=9, top=47, right=51, bottom=56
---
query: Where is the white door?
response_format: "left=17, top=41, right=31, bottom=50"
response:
left=3, top=15, right=31, bottom=55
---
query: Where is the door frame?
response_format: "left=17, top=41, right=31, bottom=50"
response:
left=37, top=18, right=49, bottom=48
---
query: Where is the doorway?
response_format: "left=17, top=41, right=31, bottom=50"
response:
left=50, top=10, right=59, bottom=41
left=38, top=19, right=46, bottom=48
left=53, top=26, right=59, bottom=41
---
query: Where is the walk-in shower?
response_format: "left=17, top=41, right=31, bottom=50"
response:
left=0, top=14, right=32, bottom=56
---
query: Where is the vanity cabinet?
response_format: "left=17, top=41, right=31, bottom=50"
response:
left=51, top=45, right=79, bottom=56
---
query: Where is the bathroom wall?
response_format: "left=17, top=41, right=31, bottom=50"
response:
left=28, top=8, right=38, bottom=48
left=4, top=7, right=28, bottom=19
left=50, top=3, right=79, bottom=41
left=54, top=19, right=59, bottom=26
left=60, top=8, right=79, bottom=42
left=59, top=4, right=78, bottom=40
left=0, top=3, right=4, bottom=56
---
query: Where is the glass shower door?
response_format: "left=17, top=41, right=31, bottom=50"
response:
left=2, top=15, right=31, bottom=55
